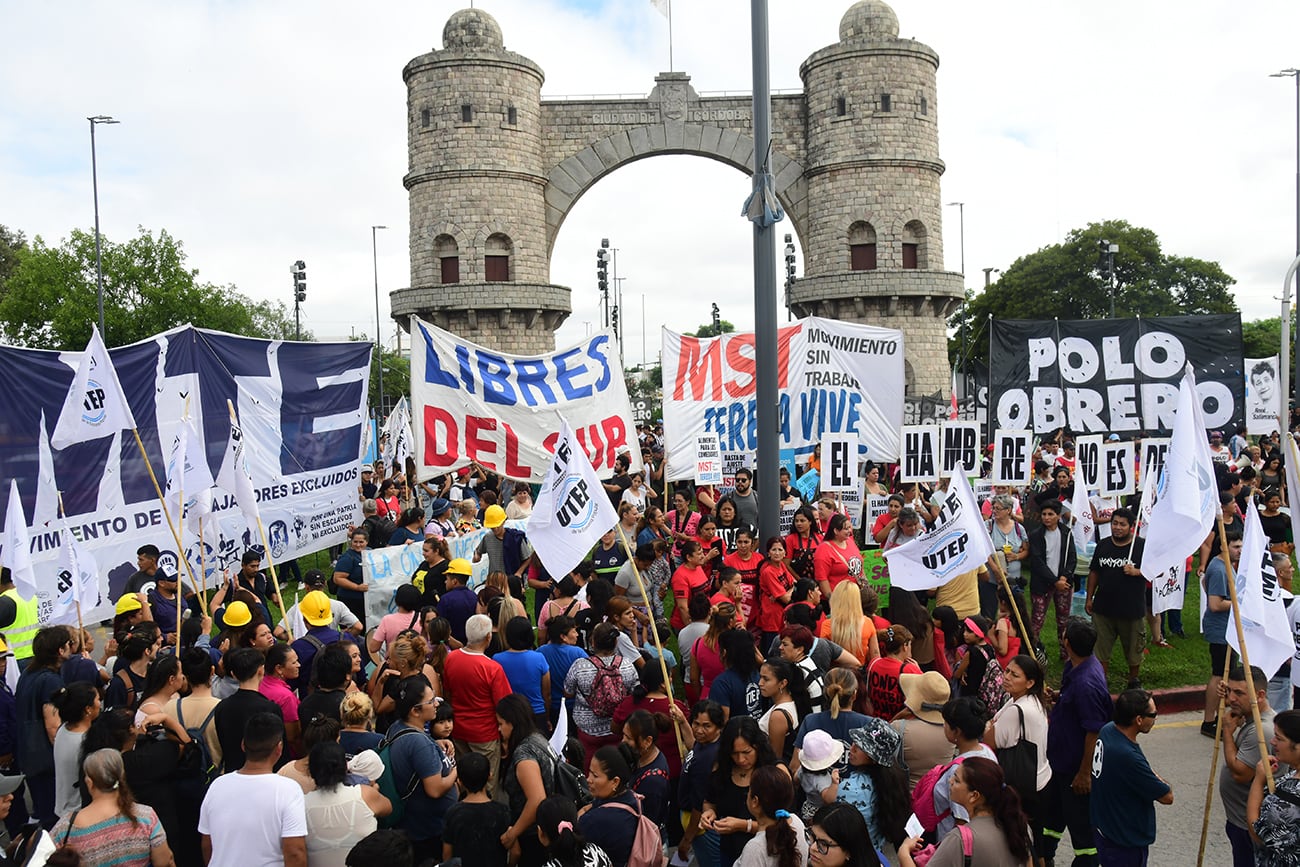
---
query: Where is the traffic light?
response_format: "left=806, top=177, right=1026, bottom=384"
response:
left=291, top=260, right=306, bottom=302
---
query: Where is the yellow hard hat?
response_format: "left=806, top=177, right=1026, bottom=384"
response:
left=299, top=590, right=333, bottom=627
left=483, top=504, right=507, bottom=529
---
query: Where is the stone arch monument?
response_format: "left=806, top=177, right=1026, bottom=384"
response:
left=390, top=0, right=964, bottom=395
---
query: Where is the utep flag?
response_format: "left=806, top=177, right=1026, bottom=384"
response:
left=1070, top=470, right=1095, bottom=553
left=0, top=479, right=36, bottom=599
left=216, top=406, right=261, bottom=529
left=1135, top=456, right=1157, bottom=533
left=529, top=417, right=619, bottom=581
left=382, top=397, right=415, bottom=471
left=1229, top=499, right=1295, bottom=678
left=51, top=533, right=102, bottom=625
left=1141, top=366, right=1218, bottom=577
left=884, top=470, right=994, bottom=592
left=51, top=325, right=136, bottom=449
left=164, top=416, right=214, bottom=533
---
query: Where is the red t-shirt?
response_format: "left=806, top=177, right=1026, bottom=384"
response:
left=866, top=655, right=922, bottom=720
left=723, top=551, right=762, bottom=626
left=757, top=562, right=797, bottom=634
left=784, top=532, right=820, bottom=583
left=870, top=512, right=894, bottom=541
left=442, top=648, right=512, bottom=742
left=670, top=565, right=711, bottom=629
left=813, top=539, right=863, bottom=590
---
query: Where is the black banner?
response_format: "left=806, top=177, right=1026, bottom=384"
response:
left=989, top=314, right=1243, bottom=436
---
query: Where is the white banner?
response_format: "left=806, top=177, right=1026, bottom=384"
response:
left=695, top=434, right=722, bottom=485
left=900, top=425, right=940, bottom=483
left=839, top=482, right=865, bottom=530
left=940, top=422, right=981, bottom=478
left=1075, top=435, right=1103, bottom=491
left=410, top=318, right=640, bottom=482
left=529, top=418, right=620, bottom=581
left=1100, top=442, right=1135, bottom=498
left=1245, top=356, right=1282, bottom=435
left=1149, top=559, right=1186, bottom=616
left=821, top=434, right=858, bottom=493
left=1138, top=438, right=1169, bottom=491
left=661, top=316, right=904, bottom=477
left=991, top=430, right=1033, bottom=486
left=884, top=470, right=994, bottom=591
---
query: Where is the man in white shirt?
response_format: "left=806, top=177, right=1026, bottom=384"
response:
left=199, top=712, right=307, bottom=867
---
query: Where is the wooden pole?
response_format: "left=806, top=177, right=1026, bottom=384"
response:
left=993, top=566, right=1033, bottom=651
left=614, top=522, right=687, bottom=760
left=175, top=467, right=185, bottom=650
left=1214, top=514, right=1275, bottom=792
left=196, top=517, right=209, bottom=617
left=1196, top=645, right=1235, bottom=867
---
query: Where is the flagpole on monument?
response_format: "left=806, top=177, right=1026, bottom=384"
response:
left=226, top=400, right=293, bottom=641
left=613, top=522, right=687, bottom=761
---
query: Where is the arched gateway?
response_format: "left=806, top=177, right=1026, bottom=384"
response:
left=390, top=0, right=964, bottom=395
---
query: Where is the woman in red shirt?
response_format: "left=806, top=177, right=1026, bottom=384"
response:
left=695, top=516, right=726, bottom=582
left=374, top=479, right=400, bottom=520
left=813, top=514, right=863, bottom=596
left=710, top=567, right=746, bottom=627
left=865, top=624, right=921, bottom=719
left=722, top=528, right=762, bottom=630
left=784, top=506, right=821, bottom=585
left=670, top=541, right=711, bottom=630
left=758, top=537, right=797, bottom=650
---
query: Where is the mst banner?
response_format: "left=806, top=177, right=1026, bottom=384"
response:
left=989, top=315, right=1243, bottom=436
left=410, top=318, right=640, bottom=483
left=0, top=327, right=372, bottom=624
left=662, top=316, right=904, bottom=478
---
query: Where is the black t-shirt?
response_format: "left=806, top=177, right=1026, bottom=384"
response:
left=214, top=688, right=283, bottom=771
left=361, top=481, right=378, bottom=500
left=574, top=606, right=601, bottom=651
left=105, top=667, right=147, bottom=711
left=1259, top=511, right=1290, bottom=546
left=124, top=570, right=158, bottom=597
left=607, top=472, right=631, bottom=508
left=1089, top=535, right=1147, bottom=620
left=1209, top=516, right=1244, bottom=560
left=442, top=799, right=512, bottom=867
left=298, top=688, right=347, bottom=727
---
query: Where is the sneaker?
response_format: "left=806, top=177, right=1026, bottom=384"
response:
left=1201, top=719, right=1218, bottom=738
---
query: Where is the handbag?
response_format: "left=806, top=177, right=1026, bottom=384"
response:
left=994, top=703, right=1039, bottom=804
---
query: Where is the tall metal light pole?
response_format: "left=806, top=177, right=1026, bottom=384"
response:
left=946, top=201, right=965, bottom=277
left=1272, top=68, right=1300, bottom=414
left=372, top=225, right=388, bottom=417
left=88, top=115, right=119, bottom=339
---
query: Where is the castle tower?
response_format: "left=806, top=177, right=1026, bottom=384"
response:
left=790, top=0, right=963, bottom=395
left=390, top=8, right=570, bottom=351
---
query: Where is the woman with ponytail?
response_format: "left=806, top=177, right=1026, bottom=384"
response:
left=899, top=756, right=1032, bottom=867
left=51, top=681, right=101, bottom=821
left=51, top=748, right=175, bottom=866
left=577, top=743, right=645, bottom=867
left=788, top=669, right=867, bottom=777
left=537, top=795, right=613, bottom=867
left=738, top=765, right=807, bottom=867
left=619, top=709, right=672, bottom=828
left=756, top=658, right=809, bottom=763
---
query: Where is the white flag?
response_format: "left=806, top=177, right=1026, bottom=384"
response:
left=528, top=416, right=619, bottom=580
left=1135, top=456, right=1157, bottom=535
left=216, top=405, right=261, bottom=529
left=382, top=397, right=415, bottom=471
left=884, top=470, right=994, bottom=592
left=50, top=532, right=102, bottom=625
left=50, top=325, right=137, bottom=449
left=1284, top=434, right=1300, bottom=553
left=1228, top=499, right=1295, bottom=678
left=1141, top=366, right=1218, bottom=577
left=651, top=0, right=670, bottom=17
left=165, top=416, right=215, bottom=533
left=0, top=480, right=36, bottom=599
left=33, top=412, right=58, bottom=531
left=1070, top=472, right=1094, bottom=553
left=1149, top=559, right=1187, bottom=617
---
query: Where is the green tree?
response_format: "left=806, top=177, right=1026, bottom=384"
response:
left=1241, top=315, right=1295, bottom=359
left=362, top=338, right=410, bottom=416
left=689, top=320, right=735, bottom=338
left=0, top=226, right=301, bottom=349
left=949, top=220, right=1237, bottom=367
left=0, top=225, right=25, bottom=291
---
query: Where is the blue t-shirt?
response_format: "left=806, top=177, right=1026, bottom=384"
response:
left=1089, top=722, right=1169, bottom=848
left=1202, top=558, right=1230, bottom=644
left=494, top=649, right=550, bottom=714
left=334, top=549, right=365, bottom=604
left=386, top=721, right=458, bottom=840
left=539, top=643, right=588, bottom=710
left=678, top=739, right=720, bottom=812
left=1045, top=656, right=1113, bottom=775
left=440, top=586, right=480, bottom=644
left=339, top=729, right=383, bottom=760
left=579, top=790, right=641, bottom=867
left=793, top=710, right=870, bottom=774
left=708, top=669, right=763, bottom=720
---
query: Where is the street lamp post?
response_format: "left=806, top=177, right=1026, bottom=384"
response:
left=1272, top=68, right=1300, bottom=414
left=88, top=115, right=119, bottom=339
left=372, top=225, right=388, bottom=417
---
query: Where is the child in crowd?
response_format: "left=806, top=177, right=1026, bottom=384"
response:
left=952, top=615, right=1000, bottom=702
left=442, top=752, right=514, bottom=867
left=432, top=699, right=456, bottom=768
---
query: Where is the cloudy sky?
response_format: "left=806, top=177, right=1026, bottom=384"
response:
left=3, top=0, right=1300, bottom=369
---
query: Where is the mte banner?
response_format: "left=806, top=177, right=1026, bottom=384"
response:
left=662, top=316, right=904, bottom=478
left=410, top=318, right=640, bottom=482
left=989, top=315, right=1243, bottom=436
left=0, top=327, right=372, bottom=625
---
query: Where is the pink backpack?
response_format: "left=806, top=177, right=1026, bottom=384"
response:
left=912, top=824, right=974, bottom=867
left=587, top=654, right=629, bottom=718
left=910, top=756, right=966, bottom=833
left=600, top=797, right=665, bottom=867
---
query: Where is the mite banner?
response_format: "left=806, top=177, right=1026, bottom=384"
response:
left=0, top=327, right=372, bottom=625
left=662, top=317, right=904, bottom=479
left=989, top=315, right=1243, bottom=436
left=410, top=318, right=640, bottom=482
left=1245, top=356, right=1281, bottom=435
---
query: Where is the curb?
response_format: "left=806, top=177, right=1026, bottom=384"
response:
left=1151, top=685, right=1206, bottom=715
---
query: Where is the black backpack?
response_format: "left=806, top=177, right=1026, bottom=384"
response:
left=176, top=697, right=221, bottom=782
